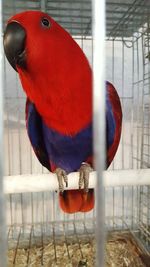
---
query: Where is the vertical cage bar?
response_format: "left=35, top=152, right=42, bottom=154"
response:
left=41, top=0, right=46, bottom=12
left=92, top=0, right=106, bottom=266
left=111, top=39, right=115, bottom=170
left=0, top=2, right=7, bottom=266
left=121, top=42, right=124, bottom=169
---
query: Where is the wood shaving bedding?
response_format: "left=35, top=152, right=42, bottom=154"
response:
left=7, top=233, right=148, bottom=267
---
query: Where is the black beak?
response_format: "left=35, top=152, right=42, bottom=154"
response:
left=3, top=22, right=26, bottom=72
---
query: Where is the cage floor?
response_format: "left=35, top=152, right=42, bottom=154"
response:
left=7, top=224, right=150, bottom=267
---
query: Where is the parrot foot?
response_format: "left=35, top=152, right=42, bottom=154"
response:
left=54, top=168, right=68, bottom=193
left=78, top=163, right=93, bottom=193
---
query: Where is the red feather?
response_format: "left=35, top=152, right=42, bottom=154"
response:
left=10, top=11, right=92, bottom=135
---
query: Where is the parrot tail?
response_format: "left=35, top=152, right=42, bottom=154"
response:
left=59, top=189, right=94, bottom=213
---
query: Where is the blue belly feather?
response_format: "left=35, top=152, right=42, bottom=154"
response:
left=42, top=121, right=92, bottom=172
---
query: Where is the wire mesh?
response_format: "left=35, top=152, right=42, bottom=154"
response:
left=3, top=0, right=150, bottom=37
left=2, top=0, right=150, bottom=265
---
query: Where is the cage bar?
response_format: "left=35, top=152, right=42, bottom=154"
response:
left=0, top=1, right=7, bottom=266
left=92, top=0, right=106, bottom=266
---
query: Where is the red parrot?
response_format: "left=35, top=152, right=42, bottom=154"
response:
left=3, top=11, right=122, bottom=213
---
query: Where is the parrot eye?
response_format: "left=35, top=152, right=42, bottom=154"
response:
left=41, top=18, right=50, bottom=28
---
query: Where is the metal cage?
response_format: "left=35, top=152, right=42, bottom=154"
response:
left=2, top=0, right=150, bottom=266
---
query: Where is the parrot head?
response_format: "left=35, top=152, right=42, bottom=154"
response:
left=3, top=11, right=92, bottom=134
left=3, top=11, right=74, bottom=74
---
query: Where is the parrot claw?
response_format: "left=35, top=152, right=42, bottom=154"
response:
left=78, top=163, right=93, bottom=193
left=54, top=168, right=68, bottom=193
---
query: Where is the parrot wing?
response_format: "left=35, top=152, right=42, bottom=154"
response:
left=106, top=82, right=122, bottom=167
left=25, top=98, right=51, bottom=171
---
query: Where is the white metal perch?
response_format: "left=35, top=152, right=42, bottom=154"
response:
left=4, top=169, right=150, bottom=194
